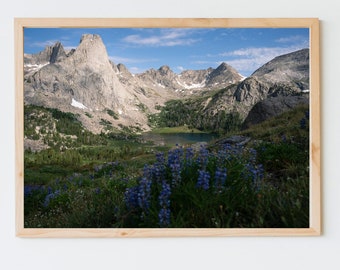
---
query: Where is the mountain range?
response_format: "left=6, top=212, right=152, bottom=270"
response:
left=24, top=33, right=309, bottom=133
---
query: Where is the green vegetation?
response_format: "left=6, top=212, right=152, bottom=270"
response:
left=106, top=109, right=119, bottom=120
left=149, top=98, right=242, bottom=133
left=24, top=104, right=310, bottom=228
left=151, top=126, right=204, bottom=134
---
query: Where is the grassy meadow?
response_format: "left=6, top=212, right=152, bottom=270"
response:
left=24, top=104, right=310, bottom=228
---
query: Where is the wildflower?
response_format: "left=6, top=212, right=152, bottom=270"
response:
left=244, top=163, right=264, bottom=191
left=24, top=185, right=43, bottom=197
left=152, top=155, right=165, bottom=183
left=94, top=165, right=101, bottom=172
left=43, top=189, right=61, bottom=208
left=248, top=148, right=257, bottom=164
left=159, top=181, right=171, bottom=208
left=137, top=176, right=152, bottom=216
left=124, top=186, right=139, bottom=209
left=214, top=167, right=227, bottom=190
left=168, top=149, right=182, bottom=187
left=305, top=110, right=309, bottom=119
left=222, top=143, right=243, bottom=161
left=95, top=187, right=101, bottom=194
left=158, top=208, right=171, bottom=228
left=197, top=145, right=209, bottom=169
left=158, top=181, right=171, bottom=227
left=185, top=147, right=194, bottom=165
left=300, top=118, right=306, bottom=129
left=196, top=170, right=210, bottom=190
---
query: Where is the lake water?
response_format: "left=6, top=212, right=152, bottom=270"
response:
left=142, top=132, right=218, bottom=146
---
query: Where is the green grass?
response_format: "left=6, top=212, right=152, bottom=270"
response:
left=24, top=103, right=310, bottom=228
left=151, top=126, right=205, bottom=134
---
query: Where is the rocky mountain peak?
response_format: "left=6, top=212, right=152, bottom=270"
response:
left=117, top=63, right=130, bottom=74
left=251, top=48, right=309, bottom=89
left=216, top=62, right=231, bottom=71
left=158, top=65, right=172, bottom=75
left=24, top=41, right=67, bottom=66
left=49, top=41, right=67, bottom=63
left=205, top=62, right=244, bottom=87
left=70, top=34, right=110, bottom=66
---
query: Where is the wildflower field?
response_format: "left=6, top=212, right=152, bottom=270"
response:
left=24, top=105, right=310, bottom=228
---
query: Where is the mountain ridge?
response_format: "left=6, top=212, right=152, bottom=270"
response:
left=24, top=33, right=309, bottom=135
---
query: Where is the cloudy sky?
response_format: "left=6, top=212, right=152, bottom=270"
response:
left=24, top=27, right=309, bottom=77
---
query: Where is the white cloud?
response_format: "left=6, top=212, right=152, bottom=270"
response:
left=122, top=29, right=200, bottom=47
left=218, top=45, right=309, bottom=75
left=275, top=35, right=308, bottom=44
left=129, top=67, right=143, bottom=74
left=220, top=46, right=304, bottom=59
left=28, top=40, right=59, bottom=48
left=176, top=66, right=185, bottom=72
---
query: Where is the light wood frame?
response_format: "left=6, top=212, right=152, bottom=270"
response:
left=15, top=18, right=321, bottom=237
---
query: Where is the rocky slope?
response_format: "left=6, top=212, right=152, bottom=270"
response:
left=24, top=34, right=175, bottom=133
left=190, top=48, right=310, bottom=124
left=24, top=33, right=309, bottom=135
left=24, top=34, right=245, bottom=133
left=242, top=95, right=309, bottom=129
left=136, top=62, right=244, bottom=95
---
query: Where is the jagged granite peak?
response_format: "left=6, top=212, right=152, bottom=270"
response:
left=137, top=65, right=180, bottom=91
left=24, top=33, right=149, bottom=132
left=49, top=41, right=67, bottom=63
left=178, top=69, right=212, bottom=89
left=251, top=48, right=309, bottom=89
left=117, top=63, right=130, bottom=74
left=24, top=42, right=68, bottom=75
left=234, top=77, right=269, bottom=106
left=137, top=62, right=244, bottom=93
left=68, top=34, right=111, bottom=67
left=24, top=41, right=67, bottom=65
left=158, top=65, right=172, bottom=75
left=206, top=62, right=244, bottom=87
left=234, top=48, right=310, bottom=108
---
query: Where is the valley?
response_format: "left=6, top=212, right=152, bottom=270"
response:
left=23, top=31, right=310, bottom=228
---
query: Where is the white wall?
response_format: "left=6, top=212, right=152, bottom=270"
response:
left=1, top=1, right=339, bottom=269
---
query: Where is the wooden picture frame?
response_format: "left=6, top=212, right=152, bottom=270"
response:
left=15, top=18, right=321, bottom=237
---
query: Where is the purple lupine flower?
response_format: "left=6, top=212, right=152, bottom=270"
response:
left=300, top=118, right=307, bottom=129
left=159, top=181, right=171, bottom=208
left=159, top=208, right=171, bottom=228
left=168, top=151, right=182, bottom=186
left=185, top=147, right=194, bottom=165
left=305, top=110, right=309, bottom=119
left=214, top=167, right=227, bottom=190
left=124, top=186, right=139, bottom=209
left=158, top=181, right=171, bottom=227
left=43, top=189, right=61, bottom=208
left=196, top=170, right=210, bottom=190
left=24, top=185, right=43, bottom=197
left=244, top=163, right=264, bottom=191
left=152, top=152, right=166, bottom=182
left=137, top=176, right=152, bottom=215
left=168, top=148, right=182, bottom=187
left=197, top=145, right=209, bottom=169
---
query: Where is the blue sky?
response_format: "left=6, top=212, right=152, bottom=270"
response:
left=24, top=27, right=309, bottom=77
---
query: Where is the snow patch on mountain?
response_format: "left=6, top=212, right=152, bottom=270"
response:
left=71, top=98, right=88, bottom=110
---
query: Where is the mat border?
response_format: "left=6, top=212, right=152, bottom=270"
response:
left=15, top=18, right=321, bottom=237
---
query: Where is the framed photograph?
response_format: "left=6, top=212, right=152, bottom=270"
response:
left=15, top=18, right=321, bottom=237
